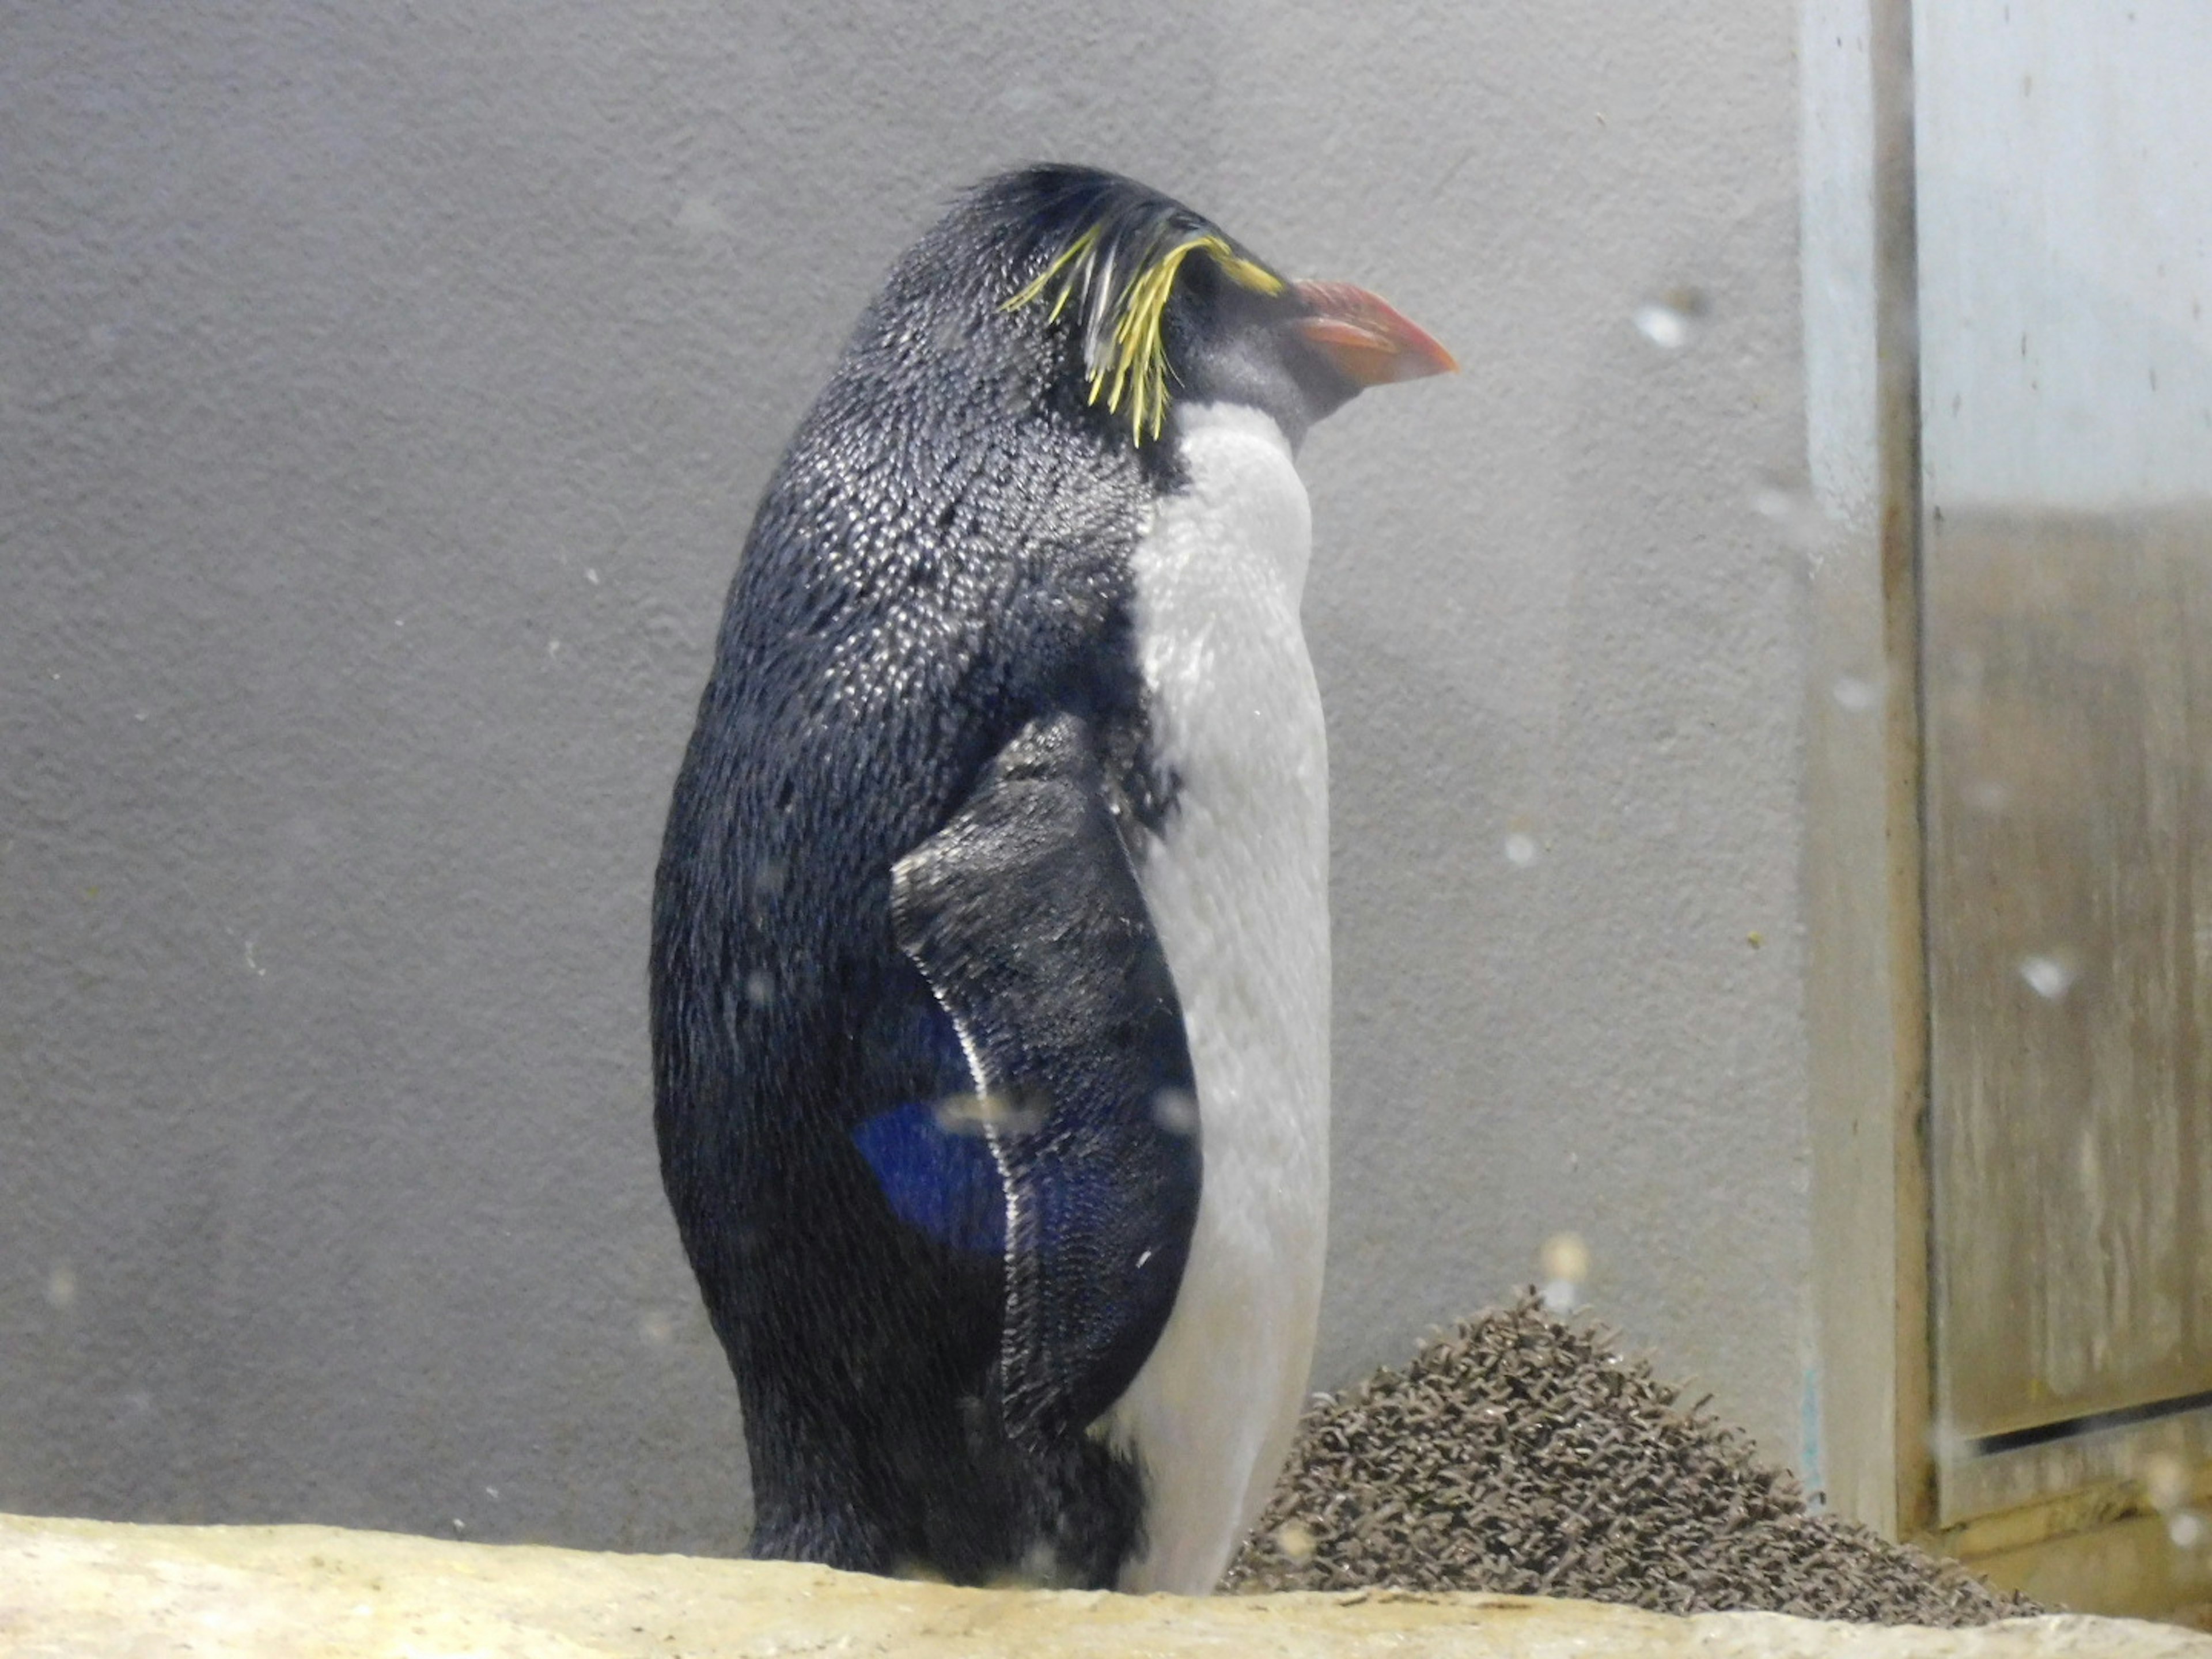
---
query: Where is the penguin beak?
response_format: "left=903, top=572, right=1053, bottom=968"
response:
left=1290, top=279, right=1459, bottom=386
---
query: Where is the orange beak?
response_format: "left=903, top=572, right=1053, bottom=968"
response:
left=1290, top=279, right=1459, bottom=387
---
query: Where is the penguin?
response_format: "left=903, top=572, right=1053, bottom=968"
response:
left=650, top=164, right=1453, bottom=1594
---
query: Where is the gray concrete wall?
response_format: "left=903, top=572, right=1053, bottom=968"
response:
left=0, top=2, right=1810, bottom=1551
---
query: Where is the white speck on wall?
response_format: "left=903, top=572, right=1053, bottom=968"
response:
left=1749, top=479, right=1833, bottom=552
left=1503, top=832, right=1539, bottom=868
left=2018, top=953, right=2077, bottom=1001
left=1829, top=675, right=1881, bottom=713
left=1539, top=1232, right=1589, bottom=1313
left=1633, top=302, right=1695, bottom=351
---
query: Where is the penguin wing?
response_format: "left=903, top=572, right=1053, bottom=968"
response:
left=889, top=710, right=1199, bottom=1448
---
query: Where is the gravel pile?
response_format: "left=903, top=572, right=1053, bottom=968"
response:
left=1224, top=1293, right=2039, bottom=1625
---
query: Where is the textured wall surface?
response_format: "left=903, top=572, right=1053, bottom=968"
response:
left=0, top=2, right=1809, bottom=1551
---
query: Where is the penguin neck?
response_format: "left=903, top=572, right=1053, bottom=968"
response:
left=1158, top=402, right=1312, bottom=605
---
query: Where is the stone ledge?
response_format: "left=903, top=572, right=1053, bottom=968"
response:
left=0, top=1512, right=2203, bottom=1657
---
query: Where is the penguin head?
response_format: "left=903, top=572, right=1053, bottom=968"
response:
left=991, top=165, right=1456, bottom=450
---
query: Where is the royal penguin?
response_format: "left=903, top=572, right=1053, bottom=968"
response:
left=651, top=164, right=1453, bottom=1592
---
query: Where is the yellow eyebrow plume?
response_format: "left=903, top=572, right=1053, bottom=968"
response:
left=1007, top=228, right=1284, bottom=444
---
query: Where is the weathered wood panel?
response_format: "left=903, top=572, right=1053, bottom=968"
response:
left=1926, top=509, right=2211, bottom=1449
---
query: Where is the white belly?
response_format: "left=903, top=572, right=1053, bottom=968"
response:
left=1104, top=402, right=1330, bottom=1594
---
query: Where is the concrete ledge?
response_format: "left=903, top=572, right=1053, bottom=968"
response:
left=1, top=1512, right=2204, bottom=1657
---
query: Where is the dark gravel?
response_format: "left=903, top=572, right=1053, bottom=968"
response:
left=1223, top=1293, right=2040, bottom=1625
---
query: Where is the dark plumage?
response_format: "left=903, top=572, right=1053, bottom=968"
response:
left=650, top=165, right=1450, bottom=1589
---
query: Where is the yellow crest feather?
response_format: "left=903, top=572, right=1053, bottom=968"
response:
left=1007, top=225, right=1285, bottom=444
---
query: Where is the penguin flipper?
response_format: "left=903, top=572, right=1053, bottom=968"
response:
left=890, top=711, right=1199, bottom=1449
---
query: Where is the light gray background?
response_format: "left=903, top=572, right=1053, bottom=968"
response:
left=1, top=2, right=1809, bottom=1552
